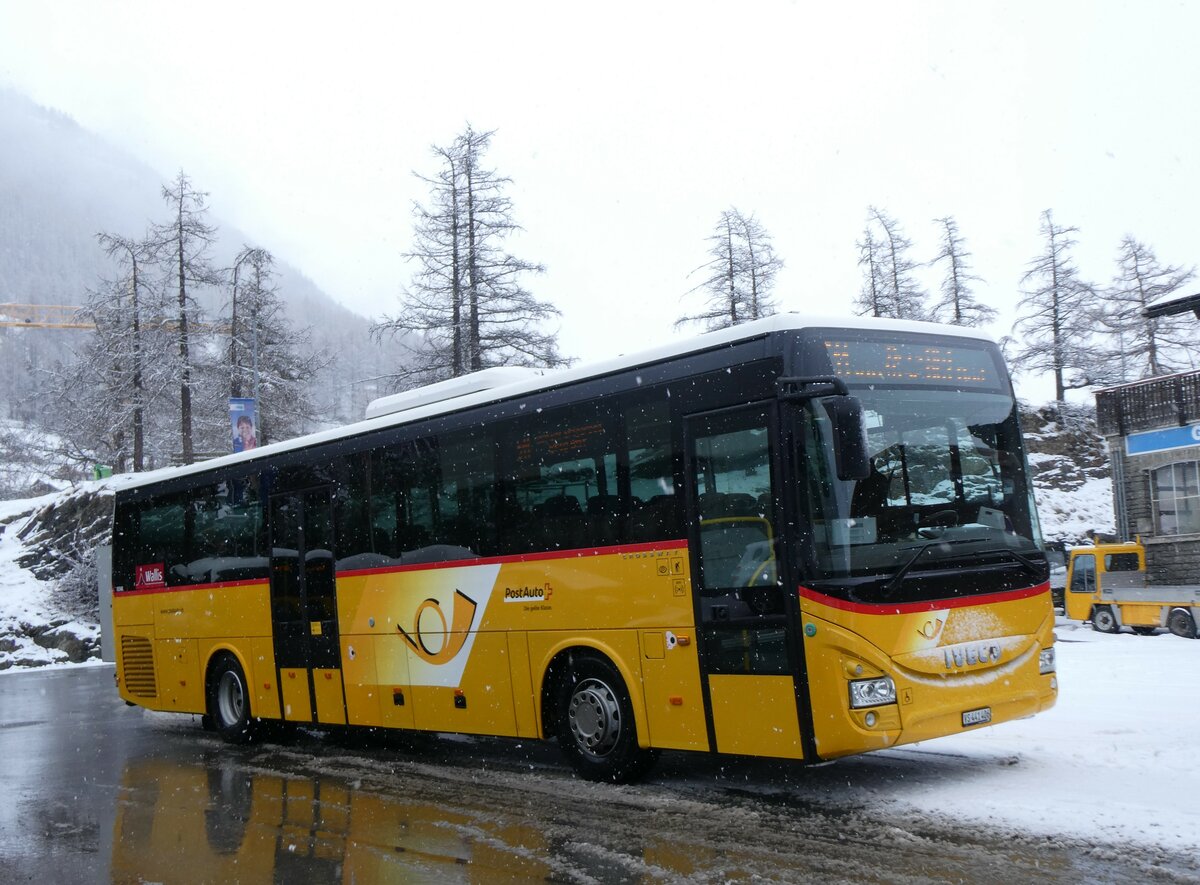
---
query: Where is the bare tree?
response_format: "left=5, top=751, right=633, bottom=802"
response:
left=854, top=224, right=888, bottom=318
left=149, top=171, right=220, bottom=463
left=224, top=246, right=329, bottom=443
left=930, top=216, right=996, bottom=327
left=374, top=125, right=567, bottom=387
left=43, top=235, right=176, bottom=472
left=1099, top=236, right=1196, bottom=379
left=853, top=207, right=930, bottom=320
left=1008, top=210, right=1102, bottom=402
left=678, top=208, right=783, bottom=330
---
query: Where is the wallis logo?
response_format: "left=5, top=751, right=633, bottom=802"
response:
left=397, top=590, right=479, bottom=665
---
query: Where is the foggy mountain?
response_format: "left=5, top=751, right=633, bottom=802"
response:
left=0, top=88, right=404, bottom=434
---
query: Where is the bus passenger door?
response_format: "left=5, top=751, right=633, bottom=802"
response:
left=269, top=487, right=346, bottom=724
left=684, top=404, right=807, bottom=760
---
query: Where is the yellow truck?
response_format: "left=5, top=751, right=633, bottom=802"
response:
left=1064, top=540, right=1199, bottom=638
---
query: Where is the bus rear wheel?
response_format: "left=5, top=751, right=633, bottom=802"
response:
left=1091, top=606, right=1119, bottom=634
left=553, top=652, right=657, bottom=783
left=1167, top=609, right=1197, bottom=639
left=207, top=653, right=257, bottom=743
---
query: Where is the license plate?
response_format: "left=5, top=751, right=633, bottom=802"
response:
left=962, top=707, right=992, bottom=727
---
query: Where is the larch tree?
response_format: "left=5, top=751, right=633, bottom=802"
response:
left=45, top=232, right=176, bottom=472
left=1099, top=236, right=1196, bottom=379
left=374, top=125, right=567, bottom=387
left=677, top=208, right=783, bottom=331
left=1008, top=209, right=1102, bottom=402
left=223, top=246, right=329, bottom=443
left=931, top=216, right=996, bottom=327
left=853, top=207, right=930, bottom=320
left=150, top=172, right=220, bottom=463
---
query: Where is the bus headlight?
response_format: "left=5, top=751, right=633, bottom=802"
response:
left=1039, top=648, right=1056, bottom=675
left=848, top=676, right=896, bottom=709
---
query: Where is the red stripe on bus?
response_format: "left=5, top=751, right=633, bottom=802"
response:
left=798, top=582, right=1049, bottom=615
left=337, top=538, right=690, bottom=578
left=113, top=540, right=691, bottom=596
left=114, top=577, right=267, bottom=597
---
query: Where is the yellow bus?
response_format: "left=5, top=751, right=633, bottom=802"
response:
left=110, top=314, right=1057, bottom=782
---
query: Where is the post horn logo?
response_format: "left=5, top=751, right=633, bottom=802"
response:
left=397, top=589, right=479, bottom=665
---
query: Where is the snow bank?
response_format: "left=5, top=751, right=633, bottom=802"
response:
left=870, top=618, right=1199, bottom=852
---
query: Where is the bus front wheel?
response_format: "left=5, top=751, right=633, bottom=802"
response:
left=1091, top=606, right=1119, bottom=634
left=1167, top=609, right=1197, bottom=639
left=207, top=653, right=257, bottom=743
left=553, top=652, right=657, bottom=783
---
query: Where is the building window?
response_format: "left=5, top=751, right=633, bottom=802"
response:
left=1150, top=461, right=1200, bottom=536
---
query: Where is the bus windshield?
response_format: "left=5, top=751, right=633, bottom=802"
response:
left=796, top=333, right=1045, bottom=604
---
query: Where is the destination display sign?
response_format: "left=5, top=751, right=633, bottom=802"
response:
left=821, top=338, right=1000, bottom=390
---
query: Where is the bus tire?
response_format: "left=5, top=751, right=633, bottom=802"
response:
left=1167, top=608, right=1197, bottom=639
left=1091, top=606, right=1119, bottom=634
left=553, top=652, right=657, bottom=783
left=207, top=653, right=257, bottom=744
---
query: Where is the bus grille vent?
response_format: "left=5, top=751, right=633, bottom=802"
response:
left=121, top=636, right=157, bottom=698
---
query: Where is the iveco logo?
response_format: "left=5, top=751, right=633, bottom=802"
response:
left=944, top=641, right=1002, bottom=669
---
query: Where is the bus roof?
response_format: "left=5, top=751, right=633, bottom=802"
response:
left=112, top=312, right=995, bottom=492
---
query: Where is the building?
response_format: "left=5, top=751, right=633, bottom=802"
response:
left=1096, top=370, right=1200, bottom=585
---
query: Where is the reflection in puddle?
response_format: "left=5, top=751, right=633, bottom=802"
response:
left=112, top=757, right=557, bottom=882
left=110, top=754, right=710, bottom=883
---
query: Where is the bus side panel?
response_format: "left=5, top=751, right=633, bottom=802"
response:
left=506, top=632, right=538, bottom=739
left=708, top=674, right=804, bottom=758
left=154, top=638, right=202, bottom=712
left=410, top=632, right=517, bottom=736
left=342, top=635, right=385, bottom=727
left=638, top=629, right=709, bottom=752
left=152, top=583, right=273, bottom=643
left=249, top=637, right=281, bottom=720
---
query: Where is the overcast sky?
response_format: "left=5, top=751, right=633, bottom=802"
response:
left=2, top=1, right=1199, bottom=403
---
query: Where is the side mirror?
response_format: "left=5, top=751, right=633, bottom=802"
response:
left=822, top=395, right=871, bottom=481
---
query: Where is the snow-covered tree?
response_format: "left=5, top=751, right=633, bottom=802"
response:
left=43, top=233, right=177, bottom=472
left=1008, top=210, right=1103, bottom=402
left=930, top=216, right=995, bottom=327
left=149, top=172, right=221, bottom=464
left=1098, top=236, right=1196, bottom=379
left=223, top=246, right=329, bottom=443
left=853, top=207, right=930, bottom=320
left=374, top=125, right=567, bottom=387
left=678, top=208, right=783, bottom=330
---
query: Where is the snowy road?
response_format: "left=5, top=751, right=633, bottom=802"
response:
left=2, top=625, right=1199, bottom=883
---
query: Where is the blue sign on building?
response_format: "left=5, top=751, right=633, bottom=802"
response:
left=1125, top=422, right=1200, bottom=456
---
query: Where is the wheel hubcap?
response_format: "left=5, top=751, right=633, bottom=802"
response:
left=218, top=670, right=245, bottom=726
left=568, top=677, right=621, bottom=758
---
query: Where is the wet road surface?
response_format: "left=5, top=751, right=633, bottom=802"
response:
left=1, top=666, right=1196, bottom=883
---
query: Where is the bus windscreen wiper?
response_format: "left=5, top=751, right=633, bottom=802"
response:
left=883, top=541, right=1042, bottom=597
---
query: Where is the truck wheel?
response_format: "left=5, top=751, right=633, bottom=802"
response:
left=1091, top=606, right=1119, bottom=634
left=1167, top=609, right=1197, bottom=639
left=553, top=652, right=657, bottom=783
left=207, top=653, right=257, bottom=743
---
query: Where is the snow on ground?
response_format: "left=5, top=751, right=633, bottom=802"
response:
left=0, top=492, right=100, bottom=670
left=865, top=618, right=1199, bottom=853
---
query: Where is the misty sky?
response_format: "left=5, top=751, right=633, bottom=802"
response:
left=2, top=1, right=1199, bottom=403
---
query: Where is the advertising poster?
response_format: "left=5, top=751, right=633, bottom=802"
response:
left=229, top=397, right=258, bottom=453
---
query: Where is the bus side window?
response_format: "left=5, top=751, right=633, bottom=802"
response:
left=1070, top=553, right=1096, bottom=594
left=627, top=399, right=679, bottom=542
left=505, top=405, right=618, bottom=553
